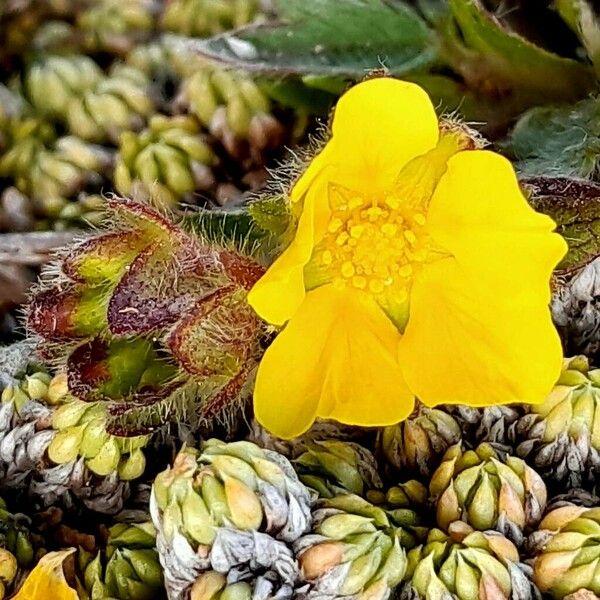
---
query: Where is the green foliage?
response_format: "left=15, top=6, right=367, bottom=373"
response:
left=191, top=0, right=595, bottom=128
left=443, top=0, right=593, bottom=107
left=505, top=97, right=600, bottom=180
left=192, top=0, right=437, bottom=76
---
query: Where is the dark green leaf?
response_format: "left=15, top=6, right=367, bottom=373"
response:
left=524, top=176, right=600, bottom=271
left=258, top=77, right=337, bottom=114
left=442, top=0, right=593, bottom=110
left=189, top=0, right=437, bottom=77
left=505, top=97, right=600, bottom=179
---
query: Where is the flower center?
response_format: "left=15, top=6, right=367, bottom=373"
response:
left=309, top=185, right=434, bottom=304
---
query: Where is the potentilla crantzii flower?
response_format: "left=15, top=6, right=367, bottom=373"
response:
left=248, top=77, right=567, bottom=439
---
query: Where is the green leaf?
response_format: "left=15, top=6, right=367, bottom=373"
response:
left=556, top=0, right=600, bottom=77
left=442, top=0, right=593, bottom=109
left=247, top=196, right=291, bottom=236
left=181, top=205, right=284, bottom=261
left=182, top=206, right=263, bottom=245
left=189, top=0, right=437, bottom=77
left=524, top=176, right=600, bottom=271
left=504, top=97, right=600, bottom=180
left=258, top=77, right=337, bottom=114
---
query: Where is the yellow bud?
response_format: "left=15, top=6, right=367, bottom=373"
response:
left=48, top=425, right=86, bottom=464
left=190, top=571, right=226, bottom=600
left=299, top=542, right=344, bottom=580
left=47, top=373, right=69, bottom=405
left=85, top=438, right=121, bottom=476
left=117, top=449, right=146, bottom=481
left=224, top=477, right=262, bottom=531
left=0, top=550, right=17, bottom=585
left=24, top=373, right=51, bottom=399
left=52, top=401, right=90, bottom=430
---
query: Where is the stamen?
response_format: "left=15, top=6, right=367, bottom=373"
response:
left=308, top=184, right=440, bottom=301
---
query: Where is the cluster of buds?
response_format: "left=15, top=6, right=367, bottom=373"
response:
left=377, top=404, right=462, bottom=478
left=1, top=370, right=67, bottom=410
left=174, top=65, right=285, bottom=162
left=66, top=64, right=156, bottom=144
left=430, top=443, right=547, bottom=546
left=402, top=525, right=538, bottom=600
left=445, top=404, right=522, bottom=448
left=115, top=115, right=215, bottom=207
left=77, top=0, right=159, bottom=55
left=160, top=0, right=260, bottom=36
left=189, top=571, right=266, bottom=600
left=368, top=480, right=428, bottom=512
left=295, top=494, right=408, bottom=600
left=79, top=521, right=163, bottom=600
left=0, top=370, right=135, bottom=514
left=47, top=399, right=149, bottom=481
left=512, top=355, right=600, bottom=488
left=150, top=440, right=312, bottom=599
left=0, top=118, right=112, bottom=222
left=27, top=198, right=266, bottom=433
left=245, top=418, right=365, bottom=459
left=532, top=506, right=600, bottom=598
left=0, top=85, right=25, bottom=151
left=24, top=55, right=103, bottom=119
left=293, top=440, right=382, bottom=498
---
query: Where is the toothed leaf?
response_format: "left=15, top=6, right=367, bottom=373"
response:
left=189, top=0, right=436, bottom=76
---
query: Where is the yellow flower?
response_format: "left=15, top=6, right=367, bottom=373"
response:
left=248, top=78, right=567, bottom=439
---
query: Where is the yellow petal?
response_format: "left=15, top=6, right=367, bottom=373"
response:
left=329, top=78, right=439, bottom=193
left=13, top=549, right=78, bottom=600
left=399, top=257, right=563, bottom=406
left=249, top=78, right=440, bottom=326
left=253, top=285, right=414, bottom=439
left=248, top=151, right=333, bottom=326
left=399, top=152, right=565, bottom=407
left=399, top=151, right=565, bottom=406
left=425, top=150, right=567, bottom=305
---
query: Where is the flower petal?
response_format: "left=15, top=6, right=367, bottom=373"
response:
left=254, top=285, right=413, bottom=438
left=248, top=145, right=334, bottom=326
left=400, top=151, right=565, bottom=406
left=398, top=258, right=563, bottom=407
left=329, top=78, right=440, bottom=193
left=249, top=78, right=440, bottom=326
left=425, top=150, right=567, bottom=304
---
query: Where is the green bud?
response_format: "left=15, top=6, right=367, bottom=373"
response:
left=86, top=438, right=121, bottom=476
left=181, top=485, right=216, bottom=545
left=118, top=449, right=147, bottom=481
left=48, top=425, right=86, bottom=464
left=79, top=418, right=110, bottom=459
left=52, top=401, right=91, bottom=430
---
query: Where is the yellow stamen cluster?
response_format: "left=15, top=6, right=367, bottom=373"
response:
left=312, top=185, right=433, bottom=301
